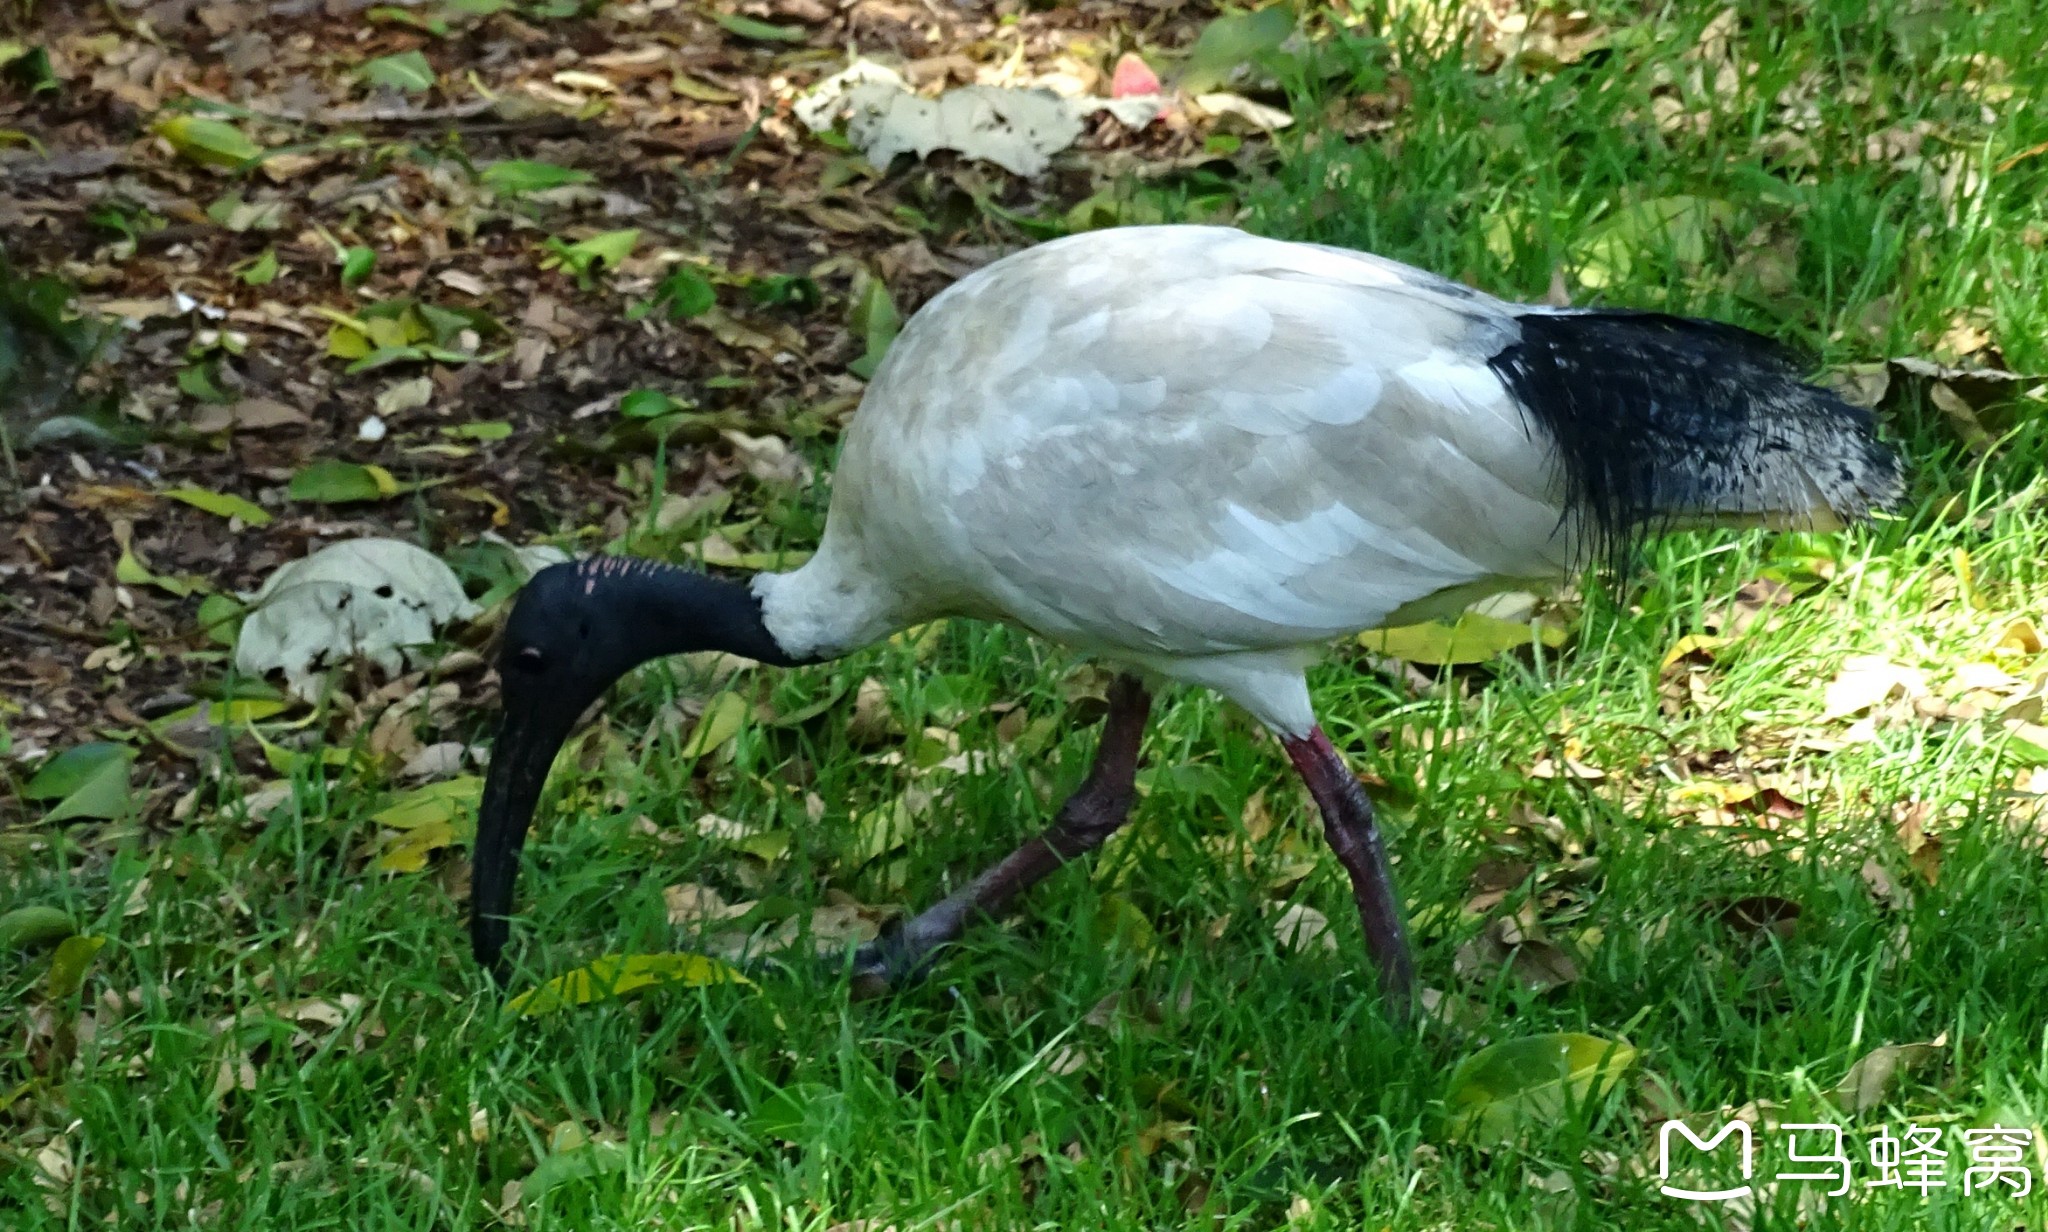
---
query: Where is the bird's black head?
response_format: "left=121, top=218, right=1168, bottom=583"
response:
left=495, top=559, right=653, bottom=726
left=471, top=557, right=798, bottom=983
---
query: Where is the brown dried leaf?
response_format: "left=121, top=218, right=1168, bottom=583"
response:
left=189, top=396, right=311, bottom=434
left=1454, top=922, right=1581, bottom=993
left=1271, top=903, right=1336, bottom=954
left=1829, top=1038, right=1943, bottom=1114
left=1892, top=800, right=1942, bottom=885
left=663, top=882, right=754, bottom=926
left=846, top=678, right=901, bottom=746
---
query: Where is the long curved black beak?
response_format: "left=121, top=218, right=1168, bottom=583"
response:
left=466, top=557, right=803, bottom=985
left=470, top=707, right=575, bottom=984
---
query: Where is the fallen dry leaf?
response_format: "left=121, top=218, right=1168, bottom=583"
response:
left=1830, top=1037, right=1945, bottom=1113
left=1822, top=656, right=1929, bottom=721
left=664, top=883, right=754, bottom=926
left=1454, top=920, right=1581, bottom=993
left=1270, top=903, right=1336, bottom=954
left=1892, top=800, right=1942, bottom=885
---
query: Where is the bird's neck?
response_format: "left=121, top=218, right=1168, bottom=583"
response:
left=609, top=561, right=811, bottom=668
left=749, top=550, right=906, bottom=664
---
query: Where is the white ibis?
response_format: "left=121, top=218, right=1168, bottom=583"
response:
left=473, top=225, right=1903, bottom=1013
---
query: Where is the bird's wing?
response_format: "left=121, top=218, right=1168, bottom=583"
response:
left=842, top=227, right=1579, bottom=657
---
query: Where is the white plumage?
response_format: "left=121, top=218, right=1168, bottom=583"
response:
left=757, top=226, right=1596, bottom=733
left=476, top=224, right=1901, bottom=1007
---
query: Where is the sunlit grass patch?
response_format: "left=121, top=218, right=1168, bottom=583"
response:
left=6, top=0, right=2048, bottom=1227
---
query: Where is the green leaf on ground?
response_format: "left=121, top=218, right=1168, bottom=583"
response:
left=847, top=275, right=901, bottom=380
left=46, top=935, right=106, bottom=1000
left=544, top=229, right=639, bottom=287
left=480, top=160, right=592, bottom=194
left=358, top=50, right=436, bottom=92
left=237, top=248, right=280, bottom=285
left=648, top=266, right=717, bottom=320
left=117, top=545, right=211, bottom=598
left=749, top=1082, right=846, bottom=1144
left=509, top=953, right=753, bottom=1014
left=163, top=484, right=272, bottom=525
left=196, top=593, right=247, bottom=647
left=153, top=115, right=264, bottom=169
left=288, top=459, right=399, bottom=504
left=619, top=388, right=681, bottom=419
left=0, top=906, right=76, bottom=952
left=22, top=743, right=135, bottom=823
left=1361, top=611, right=1570, bottom=666
left=1573, top=195, right=1734, bottom=289
left=1444, top=1033, right=1637, bottom=1145
left=373, top=776, right=483, bottom=830
left=340, top=247, right=376, bottom=289
left=680, top=692, right=748, bottom=760
left=1179, top=6, right=1295, bottom=94
left=2, top=45, right=59, bottom=95
left=520, top=1138, right=630, bottom=1203
left=711, top=12, right=806, bottom=42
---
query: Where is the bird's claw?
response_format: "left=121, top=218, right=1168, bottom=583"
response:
left=845, top=930, right=944, bottom=994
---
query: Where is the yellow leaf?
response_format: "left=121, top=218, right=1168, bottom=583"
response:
left=1660, top=633, right=1727, bottom=671
left=1088, top=893, right=1157, bottom=958
left=308, top=307, right=372, bottom=332
left=850, top=788, right=930, bottom=865
left=509, top=952, right=752, bottom=1014
left=375, top=820, right=454, bottom=872
left=326, top=326, right=371, bottom=360
left=115, top=546, right=207, bottom=598
left=453, top=486, right=508, bottom=526
left=1360, top=611, right=1568, bottom=666
left=681, top=692, right=747, bottom=759
left=887, top=621, right=949, bottom=659
left=1954, top=547, right=1983, bottom=609
left=551, top=70, right=617, bottom=93
left=365, top=464, right=401, bottom=497
left=1672, top=780, right=1757, bottom=809
left=1993, top=618, right=2042, bottom=657
left=151, top=698, right=291, bottom=737
left=366, top=316, right=409, bottom=349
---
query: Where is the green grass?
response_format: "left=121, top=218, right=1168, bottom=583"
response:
left=8, top=0, right=2048, bottom=1227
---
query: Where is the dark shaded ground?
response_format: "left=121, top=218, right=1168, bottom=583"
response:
left=0, top=0, right=1243, bottom=817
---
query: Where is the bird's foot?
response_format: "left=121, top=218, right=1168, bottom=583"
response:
left=842, top=933, right=933, bottom=997
left=839, top=912, right=960, bottom=995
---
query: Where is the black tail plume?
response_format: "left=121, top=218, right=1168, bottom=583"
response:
left=1487, top=309, right=1905, bottom=564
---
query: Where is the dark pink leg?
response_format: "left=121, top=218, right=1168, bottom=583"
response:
left=1283, top=727, right=1417, bottom=1020
left=850, top=674, right=1153, bottom=984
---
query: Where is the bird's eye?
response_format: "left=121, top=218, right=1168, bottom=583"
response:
left=512, top=646, right=546, bottom=673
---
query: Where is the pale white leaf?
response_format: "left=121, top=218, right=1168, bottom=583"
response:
left=235, top=539, right=479, bottom=700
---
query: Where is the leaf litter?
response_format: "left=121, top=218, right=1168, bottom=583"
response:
left=0, top=0, right=2044, bottom=1205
